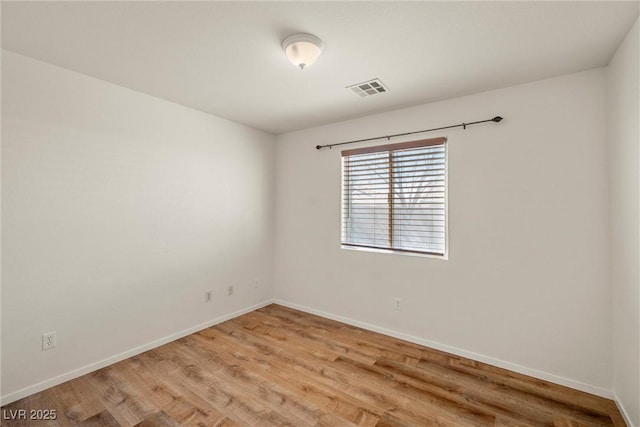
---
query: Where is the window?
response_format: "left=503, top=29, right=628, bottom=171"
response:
left=341, top=137, right=447, bottom=256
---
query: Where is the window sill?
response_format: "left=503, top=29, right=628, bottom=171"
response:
left=340, top=245, right=448, bottom=260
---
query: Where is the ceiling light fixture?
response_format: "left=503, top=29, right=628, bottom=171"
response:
left=282, top=33, right=323, bottom=70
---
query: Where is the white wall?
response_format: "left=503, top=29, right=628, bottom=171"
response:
left=1, top=50, right=276, bottom=403
left=607, top=18, right=639, bottom=427
left=274, top=69, right=612, bottom=395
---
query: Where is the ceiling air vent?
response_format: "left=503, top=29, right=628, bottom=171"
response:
left=347, top=78, right=389, bottom=98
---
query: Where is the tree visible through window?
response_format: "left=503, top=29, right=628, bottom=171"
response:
left=341, top=137, right=447, bottom=256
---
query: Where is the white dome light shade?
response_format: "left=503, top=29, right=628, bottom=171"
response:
left=282, top=33, right=323, bottom=70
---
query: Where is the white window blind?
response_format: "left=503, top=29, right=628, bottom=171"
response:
left=341, top=137, right=447, bottom=256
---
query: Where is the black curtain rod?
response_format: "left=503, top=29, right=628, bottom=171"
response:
left=315, top=115, right=503, bottom=150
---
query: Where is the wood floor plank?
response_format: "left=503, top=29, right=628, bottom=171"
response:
left=133, top=410, right=180, bottom=427
left=75, top=410, right=120, bottom=427
left=264, top=306, right=610, bottom=415
left=1, top=304, right=627, bottom=427
left=48, top=376, right=105, bottom=424
left=239, top=311, right=379, bottom=365
left=262, top=304, right=622, bottom=425
left=413, top=357, right=614, bottom=426
left=134, top=351, right=238, bottom=427
left=194, top=327, right=377, bottom=426
left=199, top=324, right=394, bottom=424
left=184, top=333, right=349, bottom=427
left=158, top=337, right=322, bottom=427
left=88, top=364, right=159, bottom=427
left=215, top=316, right=492, bottom=426
left=150, top=344, right=278, bottom=427
left=222, top=316, right=493, bottom=426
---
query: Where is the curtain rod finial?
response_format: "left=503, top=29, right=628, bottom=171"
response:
left=493, top=116, right=503, bottom=122
left=316, top=145, right=322, bottom=150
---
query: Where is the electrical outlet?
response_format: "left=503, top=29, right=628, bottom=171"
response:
left=394, top=297, right=402, bottom=311
left=42, top=332, right=56, bottom=351
left=205, top=290, right=212, bottom=302
left=227, top=285, right=234, bottom=296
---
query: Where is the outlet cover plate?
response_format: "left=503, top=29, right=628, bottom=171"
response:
left=42, top=332, right=56, bottom=351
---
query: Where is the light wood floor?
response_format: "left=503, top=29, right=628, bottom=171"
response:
left=1, top=304, right=626, bottom=427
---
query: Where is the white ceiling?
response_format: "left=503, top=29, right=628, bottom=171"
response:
left=2, top=1, right=638, bottom=134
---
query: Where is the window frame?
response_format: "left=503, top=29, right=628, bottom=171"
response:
left=340, top=137, right=448, bottom=258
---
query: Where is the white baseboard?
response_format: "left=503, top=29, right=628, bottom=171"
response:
left=614, top=393, right=636, bottom=427
left=274, top=299, right=613, bottom=400
left=0, top=299, right=275, bottom=406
